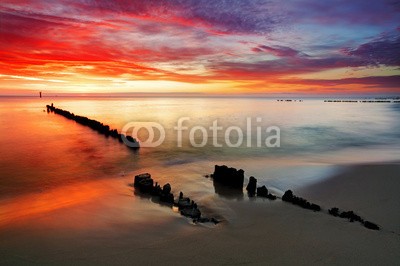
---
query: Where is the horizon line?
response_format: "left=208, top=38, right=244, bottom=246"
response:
left=0, top=92, right=399, bottom=99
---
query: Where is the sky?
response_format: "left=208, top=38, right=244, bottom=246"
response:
left=0, top=0, right=399, bottom=96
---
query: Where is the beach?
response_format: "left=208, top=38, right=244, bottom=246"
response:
left=1, top=163, right=399, bottom=265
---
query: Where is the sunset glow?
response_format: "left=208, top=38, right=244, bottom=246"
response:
left=1, top=0, right=399, bottom=95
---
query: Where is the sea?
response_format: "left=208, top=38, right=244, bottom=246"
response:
left=1, top=96, right=399, bottom=226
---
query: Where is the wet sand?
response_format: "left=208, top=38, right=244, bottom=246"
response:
left=0, top=163, right=399, bottom=265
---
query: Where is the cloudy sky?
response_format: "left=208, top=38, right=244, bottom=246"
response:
left=1, top=0, right=399, bottom=95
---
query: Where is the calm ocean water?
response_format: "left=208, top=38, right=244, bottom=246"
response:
left=0, top=97, right=399, bottom=224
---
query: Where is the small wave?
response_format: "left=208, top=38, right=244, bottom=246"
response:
left=163, top=158, right=195, bottom=166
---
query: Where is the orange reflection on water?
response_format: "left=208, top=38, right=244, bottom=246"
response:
left=0, top=180, right=109, bottom=227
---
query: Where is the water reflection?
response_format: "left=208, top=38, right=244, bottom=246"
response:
left=0, top=180, right=107, bottom=227
left=213, top=179, right=244, bottom=200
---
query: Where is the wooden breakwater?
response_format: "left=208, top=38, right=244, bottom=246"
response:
left=209, top=165, right=380, bottom=230
left=46, top=104, right=139, bottom=148
left=134, top=173, right=219, bottom=224
left=324, top=100, right=398, bottom=103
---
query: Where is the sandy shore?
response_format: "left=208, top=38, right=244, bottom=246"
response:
left=1, top=163, right=399, bottom=265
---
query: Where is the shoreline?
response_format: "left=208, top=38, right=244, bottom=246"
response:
left=298, top=162, right=400, bottom=234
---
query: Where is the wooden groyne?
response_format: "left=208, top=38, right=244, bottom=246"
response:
left=134, top=173, right=219, bottom=224
left=46, top=104, right=139, bottom=148
left=324, top=99, right=397, bottom=103
left=209, top=165, right=380, bottom=230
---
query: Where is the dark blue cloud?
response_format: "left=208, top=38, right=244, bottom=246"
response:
left=176, top=0, right=278, bottom=34
left=343, top=31, right=400, bottom=66
left=283, top=0, right=400, bottom=26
